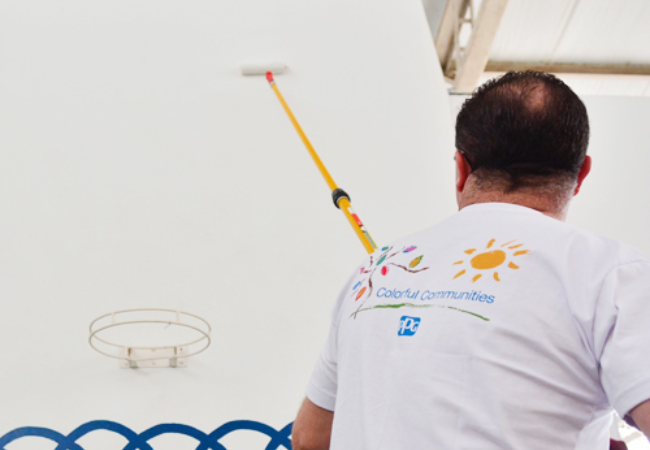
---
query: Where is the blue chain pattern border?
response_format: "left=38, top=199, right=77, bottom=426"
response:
left=0, top=420, right=293, bottom=450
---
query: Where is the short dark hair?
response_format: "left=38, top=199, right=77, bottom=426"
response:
left=455, top=71, right=590, bottom=192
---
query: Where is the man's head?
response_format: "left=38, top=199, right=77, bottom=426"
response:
left=454, top=71, right=591, bottom=218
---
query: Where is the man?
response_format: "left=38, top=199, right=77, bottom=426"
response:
left=292, top=71, right=650, bottom=449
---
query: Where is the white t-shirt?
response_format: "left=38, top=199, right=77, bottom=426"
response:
left=306, top=203, right=650, bottom=450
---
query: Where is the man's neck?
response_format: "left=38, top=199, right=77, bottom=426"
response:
left=458, top=189, right=570, bottom=221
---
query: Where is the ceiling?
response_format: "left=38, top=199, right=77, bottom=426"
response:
left=424, top=0, right=650, bottom=96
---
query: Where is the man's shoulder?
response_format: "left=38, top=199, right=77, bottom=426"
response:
left=376, top=205, right=650, bottom=270
left=560, top=222, right=650, bottom=268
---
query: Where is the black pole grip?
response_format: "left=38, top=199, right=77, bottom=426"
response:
left=332, top=188, right=350, bottom=209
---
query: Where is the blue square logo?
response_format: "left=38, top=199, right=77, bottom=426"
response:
left=398, top=316, right=420, bottom=336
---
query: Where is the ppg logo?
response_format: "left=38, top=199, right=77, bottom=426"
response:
left=398, top=316, right=421, bottom=336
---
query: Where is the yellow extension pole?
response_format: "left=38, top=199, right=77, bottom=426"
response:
left=266, top=72, right=377, bottom=254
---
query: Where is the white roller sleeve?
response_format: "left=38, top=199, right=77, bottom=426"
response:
left=240, top=62, right=287, bottom=76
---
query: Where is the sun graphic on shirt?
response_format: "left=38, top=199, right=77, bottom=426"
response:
left=452, top=239, right=530, bottom=282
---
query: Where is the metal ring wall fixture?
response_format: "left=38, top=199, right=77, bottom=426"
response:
left=89, top=308, right=211, bottom=362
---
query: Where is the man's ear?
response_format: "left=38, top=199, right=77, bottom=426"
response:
left=574, top=155, right=591, bottom=195
left=456, top=151, right=472, bottom=193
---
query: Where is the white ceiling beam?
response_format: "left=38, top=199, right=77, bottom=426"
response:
left=485, top=61, right=650, bottom=76
left=421, top=0, right=450, bottom=45
left=453, top=0, right=509, bottom=93
left=435, top=0, right=471, bottom=73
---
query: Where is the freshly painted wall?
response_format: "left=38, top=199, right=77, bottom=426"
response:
left=569, top=95, right=650, bottom=253
left=0, top=1, right=454, bottom=449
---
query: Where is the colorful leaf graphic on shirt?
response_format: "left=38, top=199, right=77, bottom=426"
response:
left=452, top=239, right=529, bottom=282
left=409, top=255, right=423, bottom=268
left=352, top=281, right=361, bottom=291
left=351, top=245, right=430, bottom=318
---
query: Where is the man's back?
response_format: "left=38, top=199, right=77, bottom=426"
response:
left=307, top=203, right=650, bottom=449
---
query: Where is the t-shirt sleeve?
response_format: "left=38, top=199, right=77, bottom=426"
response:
left=305, top=268, right=358, bottom=412
left=305, top=325, right=339, bottom=411
left=598, top=260, right=650, bottom=417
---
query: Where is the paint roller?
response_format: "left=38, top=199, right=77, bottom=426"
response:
left=241, top=63, right=377, bottom=254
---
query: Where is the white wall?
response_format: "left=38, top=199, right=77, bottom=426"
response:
left=0, top=1, right=455, bottom=449
left=569, top=96, right=650, bottom=254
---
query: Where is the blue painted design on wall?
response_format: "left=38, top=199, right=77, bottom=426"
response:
left=0, top=420, right=293, bottom=450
